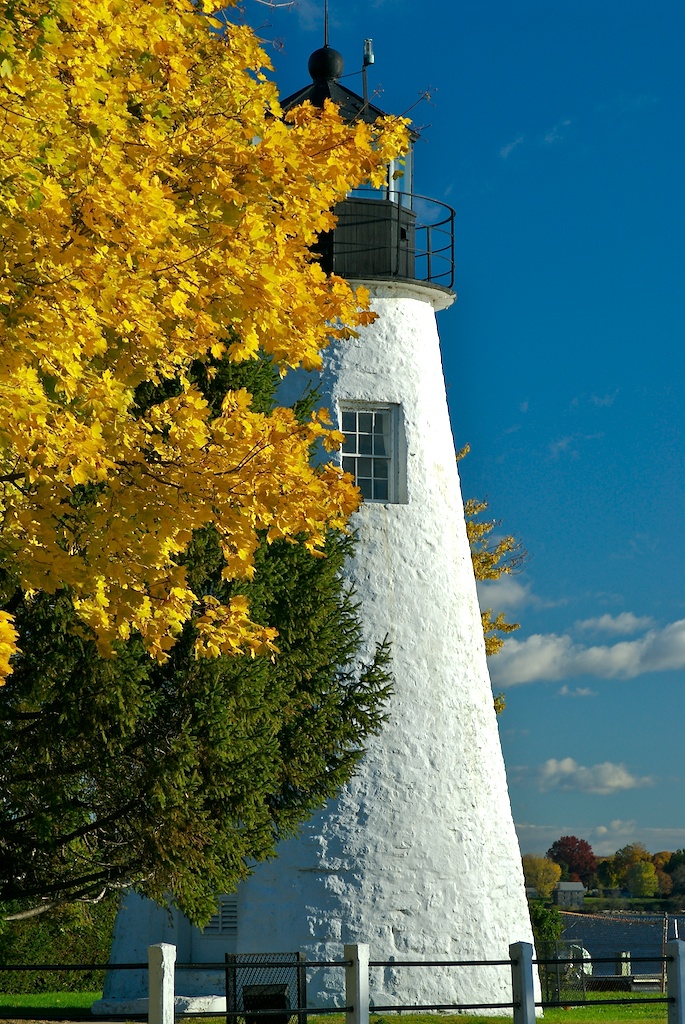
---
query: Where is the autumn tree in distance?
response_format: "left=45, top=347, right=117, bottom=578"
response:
left=0, top=0, right=408, bottom=680
left=521, top=854, right=562, bottom=899
left=547, top=835, right=598, bottom=887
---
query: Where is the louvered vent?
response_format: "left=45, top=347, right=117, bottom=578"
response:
left=203, top=895, right=238, bottom=935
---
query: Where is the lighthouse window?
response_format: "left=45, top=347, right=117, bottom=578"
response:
left=340, top=405, right=397, bottom=502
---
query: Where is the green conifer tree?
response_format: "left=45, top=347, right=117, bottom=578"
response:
left=0, top=356, right=392, bottom=926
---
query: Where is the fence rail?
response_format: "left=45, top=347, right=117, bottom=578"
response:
left=0, top=962, right=146, bottom=971
left=1, top=939, right=684, bottom=1024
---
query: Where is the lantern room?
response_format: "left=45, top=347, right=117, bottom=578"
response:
left=281, top=45, right=455, bottom=290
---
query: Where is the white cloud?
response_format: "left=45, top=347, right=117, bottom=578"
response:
left=558, top=685, right=596, bottom=698
left=538, top=757, right=654, bottom=796
left=571, top=390, right=619, bottom=409
left=576, top=612, right=655, bottom=635
left=476, top=576, right=531, bottom=611
left=500, top=135, right=524, bottom=159
left=594, top=820, right=637, bottom=839
left=548, top=435, right=574, bottom=458
left=477, top=577, right=566, bottom=618
left=516, top=820, right=685, bottom=858
left=500, top=117, right=574, bottom=161
left=591, top=391, right=619, bottom=407
left=489, top=619, right=685, bottom=685
left=542, top=118, right=572, bottom=144
left=592, top=823, right=685, bottom=857
left=489, top=633, right=574, bottom=684
left=294, top=0, right=322, bottom=32
left=611, top=531, right=659, bottom=560
left=547, top=432, right=604, bottom=460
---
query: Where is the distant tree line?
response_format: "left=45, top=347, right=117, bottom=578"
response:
left=522, top=835, right=685, bottom=901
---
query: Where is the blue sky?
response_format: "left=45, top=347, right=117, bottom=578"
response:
left=254, top=0, right=684, bottom=859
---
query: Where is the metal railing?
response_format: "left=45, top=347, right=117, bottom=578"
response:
left=318, top=191, right=456, bottom=290
left=133, top=941, right=685, bottom=1024
left=0, top=961, right=147, bottom=1021
left=2, top=940, right=685, bottom=1023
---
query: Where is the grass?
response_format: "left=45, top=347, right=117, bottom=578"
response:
left=0, top=997, right=669, bottom=1024
left=309, top=1008, right=669, bottom=1024
left=363, top=1006, right=669, bottom=1024
left=0, top=992, right=103, bottom=1019
left=0, top=993, right=100, bottom=1010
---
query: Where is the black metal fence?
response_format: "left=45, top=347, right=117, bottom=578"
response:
left=536, top=936, right=671, bottom=1004
left=1, top=941, right=683, bottom=1022
left=225, top=954, right=307, bottom=1024
left=178, top=946, right=678, bottom=1020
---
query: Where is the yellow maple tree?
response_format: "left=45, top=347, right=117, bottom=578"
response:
left=0, top=0, right=408, bottom=679
left=465, top=496, right=525, bottom=657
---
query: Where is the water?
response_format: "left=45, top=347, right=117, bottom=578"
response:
left=560, top=911, right=685, bottom=975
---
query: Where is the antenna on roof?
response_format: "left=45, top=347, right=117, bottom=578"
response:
left=324, top=0, right=329, bottom=47
left=362, top=38, right=374, bottom=106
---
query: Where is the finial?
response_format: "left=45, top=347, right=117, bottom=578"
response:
left=309, top=31, right=344, bottom=83
left=306, top=1, right=343, bottom=86
left=308, top=43, right=344, bottom=83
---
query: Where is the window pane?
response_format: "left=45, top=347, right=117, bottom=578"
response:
left=339, top=405, right=397, bottom=504
left=375, top=413, right=391, bottom=458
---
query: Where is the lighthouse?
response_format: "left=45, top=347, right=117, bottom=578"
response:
left=230, top=43, right=536, bottom=1010
left=98, top=40, right=536, bottom=1019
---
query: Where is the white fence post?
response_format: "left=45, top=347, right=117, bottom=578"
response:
left=510, top=941, right=536, bottom=1024
left=148, top=942, right=176, bottom=1024
left=344, top=943, right=369, bottom=1024
left=667, top=939, right=685, bottom=1024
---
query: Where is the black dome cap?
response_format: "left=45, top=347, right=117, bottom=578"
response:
left=308, top=46, right=344, bottom=82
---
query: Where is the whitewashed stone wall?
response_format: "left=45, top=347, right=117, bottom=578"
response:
left=99, top=281, right=536, bottom=1016
left=235, top=282, right=535, bottom=1011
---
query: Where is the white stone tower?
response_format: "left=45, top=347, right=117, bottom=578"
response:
left=98, top=43, right=536, bottom=1019
left=232, top=45, right=536, bottom=1011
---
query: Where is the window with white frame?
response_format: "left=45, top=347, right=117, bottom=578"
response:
left=341, top=405, right=398, bottom=503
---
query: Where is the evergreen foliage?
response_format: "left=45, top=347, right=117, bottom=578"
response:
left=528, top=900, right=564, bottom=1003
left=0, top=897, right=119, bottom=992
left=0, top=357, right=393, bottom=926
left=528, top=900, right=564, bottom=956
